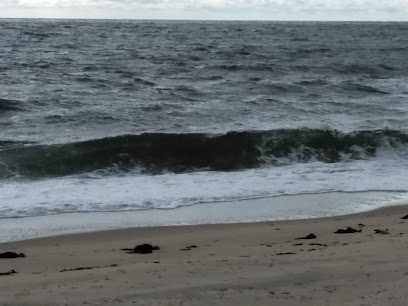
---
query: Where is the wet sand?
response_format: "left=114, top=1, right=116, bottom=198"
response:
left=1, top=204, right=408, bottom=305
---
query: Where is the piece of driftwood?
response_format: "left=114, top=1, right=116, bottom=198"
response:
left=276, top=252, right=296, bottom=256
left=60, top=264, right=118, bottom=273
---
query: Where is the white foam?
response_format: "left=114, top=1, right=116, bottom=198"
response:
left=0, top=191, right=407, bottom=243
left=1, top=156, right=408, bottom=218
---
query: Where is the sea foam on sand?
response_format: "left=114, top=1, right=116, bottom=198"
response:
left=0, top=191, right=407, bottom=243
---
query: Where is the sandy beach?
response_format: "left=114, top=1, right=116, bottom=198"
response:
left=1, top=204, right=408, bottom=306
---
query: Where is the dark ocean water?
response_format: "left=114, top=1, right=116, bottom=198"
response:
left=1, top=20, right=408, bottom=219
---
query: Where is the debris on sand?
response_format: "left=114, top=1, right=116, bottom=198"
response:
left=374, top=229, right=389, bottom=235
left=0, top=252, right=25, bottom=258
left=309, top=243, right=327, bottom=247
left=296, top=233, right=316, bottom=240
left=334, top=227, right=361, bottom=234
left=0, top=269, right=17, bottom=276
left=121, top=244, right=160, bottom=254
left=276, top=252, right=296, bottom=256
left=179, top=245, right=198, bottom=251
left=60, top=264, right=118, bottom=272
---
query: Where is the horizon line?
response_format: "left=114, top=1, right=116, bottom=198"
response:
left=0, top=17, right=407, bottom=22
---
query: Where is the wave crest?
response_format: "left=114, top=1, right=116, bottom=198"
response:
left=0, top=128, right=407, bottom=179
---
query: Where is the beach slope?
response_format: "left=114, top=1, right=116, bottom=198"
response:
left=1, top=205, right=408, bottom=305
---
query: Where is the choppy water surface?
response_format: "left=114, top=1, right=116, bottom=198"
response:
left=1, top=20, right=408, bottom=219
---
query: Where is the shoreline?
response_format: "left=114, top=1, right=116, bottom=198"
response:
left=2, top=202, right=407, bottom=245
left=1, top=204, right=408, bottom=305
left=1, top=190, right=407, bottom=243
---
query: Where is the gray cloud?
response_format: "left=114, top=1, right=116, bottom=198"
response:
left=1, top=0, right=407, bottom=20
left=2, top=0, right=407, bottom=10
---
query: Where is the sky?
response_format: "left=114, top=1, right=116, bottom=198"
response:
left=0, top=0, right=407, bottom=21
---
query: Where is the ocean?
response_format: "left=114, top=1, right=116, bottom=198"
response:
left=1, top=20, right=408, bottom=240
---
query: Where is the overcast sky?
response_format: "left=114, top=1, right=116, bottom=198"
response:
left=0, top=0, right=407, bottom=20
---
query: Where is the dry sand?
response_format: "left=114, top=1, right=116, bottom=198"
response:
left=1, top=204, right=408, bottom=306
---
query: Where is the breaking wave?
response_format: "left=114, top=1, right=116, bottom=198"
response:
left=1, top=128, right=407, bottom=179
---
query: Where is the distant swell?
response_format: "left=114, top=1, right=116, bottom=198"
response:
left=339, top=82, right=390, bottom=94
left=1, top=128, right=408, bottom=179
left=0, top=98, right=23, bottom=113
